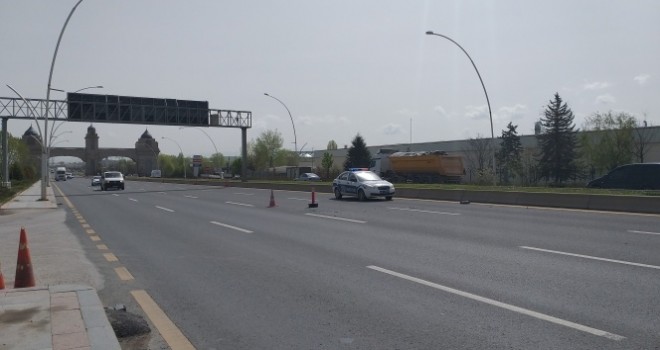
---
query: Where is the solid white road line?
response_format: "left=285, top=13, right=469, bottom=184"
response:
left=128, top=198, right=138, bottom=202
left=627, top=229, right=660, bottom=236
left=367, top=265, right=625, bottom=341
left=520, top=246, right=660, bottom=270
left=234, top=192, right=254, bottom=196
left=183, top=195, right=198, bottom=199
left=388, top=207, right=460, bottom=216
left=305, top=213, right=366, bottom=224
left=226, top=201, right=254, bottom=207
left=210, top=221, right=253, bottom=233
left=155, top=206, right=175, bottom=213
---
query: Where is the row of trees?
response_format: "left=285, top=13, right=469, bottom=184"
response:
left=0, top=134, right=37, bottom=182
left=467, top=93, right=654, bottom=186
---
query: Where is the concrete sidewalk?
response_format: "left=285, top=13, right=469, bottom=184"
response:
left=0, top=181, right=120, bottom=350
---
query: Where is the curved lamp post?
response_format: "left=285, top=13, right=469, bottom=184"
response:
left=264, top=93, right=298, bottom=156
left=178, top=126, right=219, bottom=172
left=35, top=0, right=84, bottom=200
left=50, top=85, right=103, bottom=94
left=162, top=137, right=186, bottom=178
left=425, top=30, right=496, bottom=184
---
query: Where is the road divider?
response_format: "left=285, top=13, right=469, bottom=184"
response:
left=155, top=206, right=175, bottom=213
left=367, top=265, right=625, bottom=341
left=520, top=246, right=660, bottom=270
left=304, top=213, right=366, bottom=224
left=388, top=207, right=460, bottom=216
left=627, top=229, right=660, bottom=236
left=210, top=221, right=253, bottom=234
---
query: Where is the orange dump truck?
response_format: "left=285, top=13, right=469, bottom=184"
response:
left=370, top=150, right=464, bottom=183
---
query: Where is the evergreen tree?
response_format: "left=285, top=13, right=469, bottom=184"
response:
left=497, top=122, right=523, bottom=184
left=537, top=93, right=579, bottom=184
left=343, top=134, right=371, bottom=170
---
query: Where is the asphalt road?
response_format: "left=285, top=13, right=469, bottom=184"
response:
left=55, top=178, right=660, bottom=349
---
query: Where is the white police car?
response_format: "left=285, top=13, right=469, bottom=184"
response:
left=332, top=169, right=395, bottom=201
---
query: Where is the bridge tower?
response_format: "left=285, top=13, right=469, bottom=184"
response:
left=21, top=126, right=43, bottom=176
left=85, top=125, right=100, bottom=175
left=135, top=129, right=160, bottom=176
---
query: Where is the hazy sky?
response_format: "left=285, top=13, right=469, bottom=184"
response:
left=2, top=1, right=659, bottom=158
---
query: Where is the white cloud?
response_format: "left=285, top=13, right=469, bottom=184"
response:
left=595, top=94, right=616, bottom=105
left=634, top=74, right=651, bottom=85
left=433, top=105, right=448, bottom=117
left=583, top=81, right=611, bottom=90
left=464, top=105, right=489, bottom=120
left=381, top=123, right=404, bottom=136
left=396, top=108, right=418, bottom=117
left=297, top=114, right=349, bottom=126
left=496, top=104, right=528, bottom=122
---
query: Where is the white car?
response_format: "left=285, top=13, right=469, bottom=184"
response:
left=332, top=169, right=395, bottom=201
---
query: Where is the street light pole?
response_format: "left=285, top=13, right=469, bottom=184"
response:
left=50, top=85, right=103, bottom=94
left=264, top=93, right=298, bottom=156
left=425, top=30, right=497, bottom=184
left=40, top=0, right=84, bottom=200
left=162, top=137, right=186, bottom=178
left=179, top=126, right=219, bottom=173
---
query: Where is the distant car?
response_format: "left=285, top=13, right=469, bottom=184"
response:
left=66, top=172, right=73, bottom=179
left=101, top=171, right=125, bottom=191
left=91, top=176, right=101, bottom=187
left=296, top=173, right=321, bottom=181
left=332, top=169, right=395, bottom=201
left=587, top=163, right=660, bottom=190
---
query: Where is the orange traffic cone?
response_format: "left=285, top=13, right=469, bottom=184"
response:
left=308, top=187, right=318, bottom=208
left=268, top=190, right=276, bottom=208
left=14, top=227, right=35, bottom=288
left=0, top=260, right=5, bottom=290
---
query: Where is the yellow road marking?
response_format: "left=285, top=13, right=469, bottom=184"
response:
left=96, top=244, right=108, bottom=250
left=82, top=223, right=90, bottom=228
left=103, top=253, right=119, bottom=262
left=90, top=236, right=101, bottom=242
left=86, top=229, right=95, bottom=235
left=115, top=267, right=134, bottom=281
left=131, top=290, right=195, bottom=350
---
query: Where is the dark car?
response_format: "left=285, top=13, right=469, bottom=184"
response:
left=587, top=163, right=660, bottom=190
left=296, top=173, right=321, bottom=181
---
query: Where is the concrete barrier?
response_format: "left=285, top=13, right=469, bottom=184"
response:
left=129, top=178, right=660, bottom=215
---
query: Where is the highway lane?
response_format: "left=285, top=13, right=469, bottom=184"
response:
left=55, top=179, right=660, bottom=349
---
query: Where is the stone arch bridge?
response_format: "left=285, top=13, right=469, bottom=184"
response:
left=22, top=125, right=160, bottom=176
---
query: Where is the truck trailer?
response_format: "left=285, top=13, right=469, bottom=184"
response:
left=370, top=149, right=464, bottom=183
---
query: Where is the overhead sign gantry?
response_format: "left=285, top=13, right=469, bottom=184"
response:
left=0, top=93, right=252, bottom=184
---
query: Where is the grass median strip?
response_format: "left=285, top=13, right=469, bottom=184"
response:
left=367, top=265, right=625, bottom=341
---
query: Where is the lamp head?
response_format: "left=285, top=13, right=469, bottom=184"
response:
left=425, top=31, right=434, bottom=35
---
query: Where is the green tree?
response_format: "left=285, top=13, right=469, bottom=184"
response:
left=327, top=140, right=338, bottom=150
left=2, top=135, right=35, bottom=181
left=580, top=111, right=636, bottom=174
left=231, top=158, right=242, bottom=176
left=537, top=93, right=579, bottom=184
left=497, top=122, right=523, bottom=184
left=343, top=134, right=371, bottom=170
left=321, top=152, right=334, bottom=178
left=250, top=130, right=284, bottom=170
